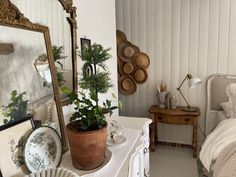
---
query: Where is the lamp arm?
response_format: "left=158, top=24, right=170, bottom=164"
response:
left=178, top=89, right=190, bottom=108
left=177, top=75, right=188, bottom=90
left=177, top=74, right=191, bottom=108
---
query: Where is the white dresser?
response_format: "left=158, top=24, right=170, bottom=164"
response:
left=61, top=116, right=151, bottom=177
left=115, top=116, right=151, bottom=177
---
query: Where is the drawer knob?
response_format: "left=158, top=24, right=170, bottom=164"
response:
left=143, top=147, right=149, bottom=154
left=158, top=117, right=162, bottom=120
left=184, top=118, right=190, bottom=122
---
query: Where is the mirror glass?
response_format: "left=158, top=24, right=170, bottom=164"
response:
left=12, top=0, right=75, bottom=102
left=0, top=25, right=59, bottom=134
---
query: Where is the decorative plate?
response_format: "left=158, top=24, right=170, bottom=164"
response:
left=24, top=167, right=79, bottom=177
left=24, top=126, right=62, bottom=173
left=106, top=135, right=126, bottom=146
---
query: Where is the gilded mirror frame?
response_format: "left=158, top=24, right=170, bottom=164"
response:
left=58, top=0, right=78, bottom=104
left=0, top=0, right=68, bottom=151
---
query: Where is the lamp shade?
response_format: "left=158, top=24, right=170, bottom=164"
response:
left=188, top=77, right=202, bottom=89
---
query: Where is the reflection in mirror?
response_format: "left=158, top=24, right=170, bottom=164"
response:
left=12, top=0, right=77, bottom=103
left=34, top=54, right=52, bottom=87
left=0, top=26, right=60, bottom=135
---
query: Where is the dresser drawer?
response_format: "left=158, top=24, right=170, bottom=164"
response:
left=157, top=115, right=195, bottom=125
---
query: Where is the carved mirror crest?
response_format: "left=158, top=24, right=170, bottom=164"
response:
left=0, top=0, right=67, bottom=156
left=11, top=0, right=78, bottom=105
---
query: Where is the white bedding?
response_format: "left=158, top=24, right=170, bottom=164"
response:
left=200, top=118, right=236, bottom=171
left=216, top=111, right=227, bottom=122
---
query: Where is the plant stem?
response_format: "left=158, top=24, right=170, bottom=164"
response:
left=93, top=59, right=98, bottom=107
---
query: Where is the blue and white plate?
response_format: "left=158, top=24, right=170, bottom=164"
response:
left=24, top=126, right=62, bottom=173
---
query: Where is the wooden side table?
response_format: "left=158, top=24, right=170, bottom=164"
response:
left=149, top=105, right=200, bottom=158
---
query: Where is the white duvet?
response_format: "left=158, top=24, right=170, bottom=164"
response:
left=200, top=118, right=236, bottom=171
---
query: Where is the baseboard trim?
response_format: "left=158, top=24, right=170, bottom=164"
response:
left=157, top=141, right=192, bottom=149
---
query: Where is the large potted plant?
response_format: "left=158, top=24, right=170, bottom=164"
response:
left=62, top=43, right=117, bottom=170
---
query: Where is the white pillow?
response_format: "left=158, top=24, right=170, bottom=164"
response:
left=226, top=83, right=236, bottom=118
left=220, top=102, right=231, bottom=118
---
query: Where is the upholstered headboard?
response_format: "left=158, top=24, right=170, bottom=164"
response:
left=206, top=74, right=236, bottom=135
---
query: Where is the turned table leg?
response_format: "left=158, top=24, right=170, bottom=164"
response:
left=192, top=117, right=198, bottom=158
left=150, top=113, right=156, bottom=152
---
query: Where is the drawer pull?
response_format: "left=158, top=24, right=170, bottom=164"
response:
left=158, top=117, right=162, bottom=120
left=144, top=169, right=149, bottom=177
left=143, top=147, right=149, bottom=154
left=184, top=118, right=190, bottom=122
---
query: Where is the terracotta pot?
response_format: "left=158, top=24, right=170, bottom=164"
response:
left=66, top=120, right=107, bottom=170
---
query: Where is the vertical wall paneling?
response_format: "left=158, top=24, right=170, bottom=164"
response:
left=170, top=0, right=180, bottom=94
left=116, top=0, right=123, bottom=31
left=154, top=0, right=163, bottom=91
left=146, top=0, right=155, bottom=109
left=169, top=0, right=182, bottom=143
left=178, top=0, right=190, bottom=109
left=116, top=0, right=126, bottom=115
left=130, top=0, right=139, bottom=117
left=197, top=0, right=210, bottom=141
left=228, top=0, right=236, bottom=74
left=207, top=0, right=219, bottom=75
left=188, top=0, right=199, bottom=107
left=123, top=0, right=133, bottom=116
left=217, top=0, right=230, bottom=73
left=137, top=0, right=147, bottom=117
left=115, top=0, right=236, bottom=144
left=161, top=0, right=172, bottom=142
left=162, top=0, right=172, bottom=92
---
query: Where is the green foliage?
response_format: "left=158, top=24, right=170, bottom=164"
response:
left=57, top=72, right=65, bottom=87
left=80, top=43, right=113, bottom=106
left=80, top=44, right=111, bottom=68
left=61, top=43, right=117, bottom=131
left=52, top=46, right=66, bottom=69
left=65, top=89, right=107, bottom=131
left=52, top=46, right=67, bottom=86
left=2, top=90, right=28, bottom=124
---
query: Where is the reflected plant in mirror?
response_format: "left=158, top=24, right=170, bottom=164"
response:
left=1, top=90, right=28, bottom=125
left=52, top=45, right=67, bottom=87
left=35, top=45, right=68, bottom=88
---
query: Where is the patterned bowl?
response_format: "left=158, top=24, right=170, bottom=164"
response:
left=24, top=168, right=79, bottom=177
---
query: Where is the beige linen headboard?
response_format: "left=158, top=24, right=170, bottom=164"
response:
left=206, top=74, right=236, bottom=135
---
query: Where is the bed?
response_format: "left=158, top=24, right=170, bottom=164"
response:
left=206, top=74, right=236, bottom=135
left=200, top=74, right=236, bottom=177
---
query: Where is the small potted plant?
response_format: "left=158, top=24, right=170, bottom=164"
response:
left=62, top=43, right=117, bottom=170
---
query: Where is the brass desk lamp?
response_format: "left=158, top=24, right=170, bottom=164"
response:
left=177, top=74, right=202, bottom=112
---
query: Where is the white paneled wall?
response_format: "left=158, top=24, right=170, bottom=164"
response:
left=116, top=0, right=236, bottom=144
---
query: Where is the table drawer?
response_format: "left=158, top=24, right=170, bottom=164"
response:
left=157, top=115, right=194, bottom=124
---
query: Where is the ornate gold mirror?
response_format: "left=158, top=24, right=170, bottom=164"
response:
left=0, top=0, right=67, bottom=151
left=11, top=0, right=78, bottom=104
